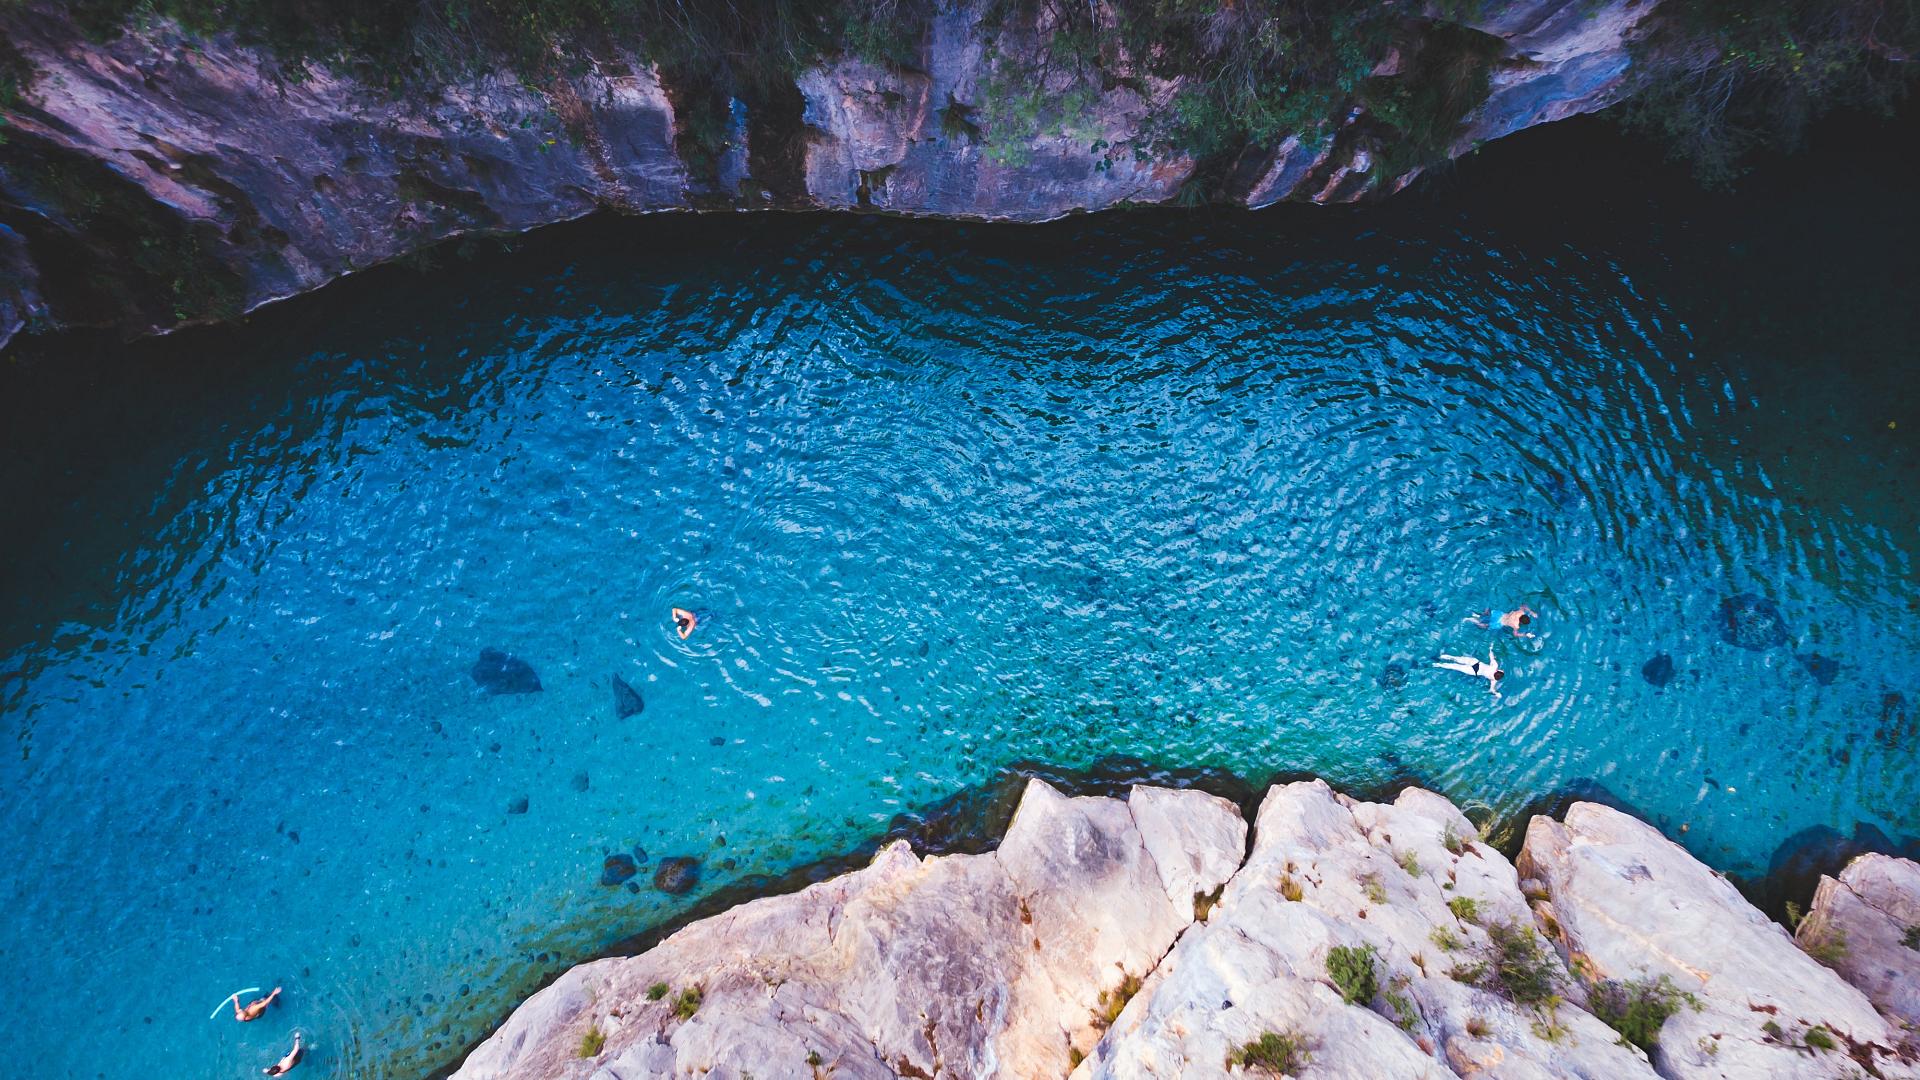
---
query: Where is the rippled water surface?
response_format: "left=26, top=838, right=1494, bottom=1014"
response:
left=2, top=118, right=1917, bottom=1078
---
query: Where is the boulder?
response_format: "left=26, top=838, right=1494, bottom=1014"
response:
left=1641, top=653, right=1675, bottom=688
left=1079, top=781, right=1651, bottom=1079
left=471, top=648, right=541, bottom=695
left=1717, top=594, right=1790, bottom=651
left=1797, top=853, right=1920, bottom=1027
left=1519, top=803, right=1918, bottom=1078
left=611, top=675, right=644, bottom=719
left=1798, top=652, right=1841, bottom=686
left=450, top=779, right=1246, bottom=1079
left=600, top=855, right=637, bottom=887
left=651, top=856, right=701, bottom=896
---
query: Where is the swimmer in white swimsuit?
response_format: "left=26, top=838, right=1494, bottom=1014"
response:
left=1436, top=646, right=1504, bottom=697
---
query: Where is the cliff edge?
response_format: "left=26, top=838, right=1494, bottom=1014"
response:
left=451, top=778, right=1920, bottom=1079
left=0, top=0, right=1657, bottom=350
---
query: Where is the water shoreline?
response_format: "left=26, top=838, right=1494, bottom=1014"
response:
left=427, top=755, right=1920, bottom=1078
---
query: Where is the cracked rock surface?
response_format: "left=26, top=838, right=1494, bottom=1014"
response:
left=451, top=778, right=1246, bottom=1079
left=1798, top=853, right=1920, bottom=1029
left=454, top=779, right=1920, bottom=1078
left=2, top=0, right=1663, bottom=348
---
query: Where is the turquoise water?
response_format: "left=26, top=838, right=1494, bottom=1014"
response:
left=1, top=117, right=1916, bottom=1078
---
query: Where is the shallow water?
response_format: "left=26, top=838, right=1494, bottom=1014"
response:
left=2, top=116, right=1916, bottom=1078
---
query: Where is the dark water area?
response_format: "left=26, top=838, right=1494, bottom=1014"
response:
left=1, top=110, right=1916, bottom=1078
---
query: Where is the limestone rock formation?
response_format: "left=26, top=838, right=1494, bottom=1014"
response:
left=1079, top=782, right=1653, bottom=1079
left=453, top=778, right=1920, bottom=1079
left=1798, top=853, right=1920, bottom=1028
left=1520, top=803, right=1917, bottom=1078
left=451, top=778, right=1247, bottom=1079
left=0, top=0, right=1666, bottom=349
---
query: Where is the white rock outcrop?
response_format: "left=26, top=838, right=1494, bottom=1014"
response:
left=1798, top=853, right=1920, bottom=1028
left=455, top=781, right=1920, bottom=1080
left=452, top=778, right=1247, bottom=1080
left=1079, top=781, right=1652, bottom=1079
left=1520, top=804, right=1918, bottom=1079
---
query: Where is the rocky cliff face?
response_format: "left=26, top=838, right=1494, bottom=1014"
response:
left=453, top=778, right=1920, bottom=1080
left=0, top=0, right=1660, bottom=351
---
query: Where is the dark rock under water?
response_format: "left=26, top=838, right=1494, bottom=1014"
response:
left=612, top=674, right=645, bottom=718
left=601, top=854, right=638, bottom=887
left=653, top=856, right=701, bottom=895
left=471, top=648, right=541, bottom=694
left=1877, top=690, right=1914, bottom=749
left=1747, top=820, right=1920, bottom=919
left=1797, top=652, right=1840, bottom=686
left=1641, top=653, right=1676, bottom=687
left=1718, top=594, right=1790, bottom=651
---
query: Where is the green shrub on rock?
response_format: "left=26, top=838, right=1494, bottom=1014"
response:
left=1327, top=943, right=1379, bottom=1005
left=1588, top=975, right=1699, bottom=1053
left=1454, top=921, right=1557, bottom=1008
left=1226, top=1030, right=1309, bottom=1077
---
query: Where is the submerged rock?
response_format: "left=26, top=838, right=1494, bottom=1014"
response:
left=610, top=675, right=644, bottom=719
left=599, top=855, right=637, bottom=887
left=471, top=648, right=542, bottom=695
left=569, top=771, right=589, bottom=793
left=1641, top=652, right=1676, bottom=687
left=1798, top=652, right=1841, bottom=685
left=1378, top=659, right=1409, bottom=691
left=651, top=857, right=700, bottom=896
left=1877, top=690, right=1915, bottom=749
left=1717, top=593, right=1790, bottom=651
left=1758, top=821, right=1920, bottom=919
left=505, top=795, right=529, bottom=815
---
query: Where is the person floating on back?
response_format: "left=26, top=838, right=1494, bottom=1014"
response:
left=263, top=1032, right=303, bottom=1076
left=234, top=987, right=282, bottom=1023
left=1465, top=604, right=1538, bottom=638
left=1436, top=646, right=1504, bottom=697
left=671, top=607, right=698, bottom=640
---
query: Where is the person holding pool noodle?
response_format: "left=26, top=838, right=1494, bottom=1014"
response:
left=211, top=986, right=281, bottom=1022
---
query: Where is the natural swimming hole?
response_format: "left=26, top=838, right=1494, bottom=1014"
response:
left=0, top=119, right=1915, bottom=1078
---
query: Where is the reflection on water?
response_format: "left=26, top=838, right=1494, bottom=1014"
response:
left=0, top=115, right=1915, bottom=1078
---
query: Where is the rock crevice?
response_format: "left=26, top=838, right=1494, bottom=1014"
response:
left=1, top=0, right=1665, bottom=349
left=452, top=779, right=1920, bottom=1079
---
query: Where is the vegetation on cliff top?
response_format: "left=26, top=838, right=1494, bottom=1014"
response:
left=1624, top=0, right=1919, bottom=185
left=2, top=0, right=1915, bottom=183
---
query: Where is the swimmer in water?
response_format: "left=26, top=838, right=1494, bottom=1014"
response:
left=1465, top=604, right=1537, bottom=639
left=263, top=1032, right=303, bottom=1076
left=1435, top=646, right=1504, bottom=697
left=233, top=987, right=282, bottom=1022
left=671, top=607, right=697, bottom=640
